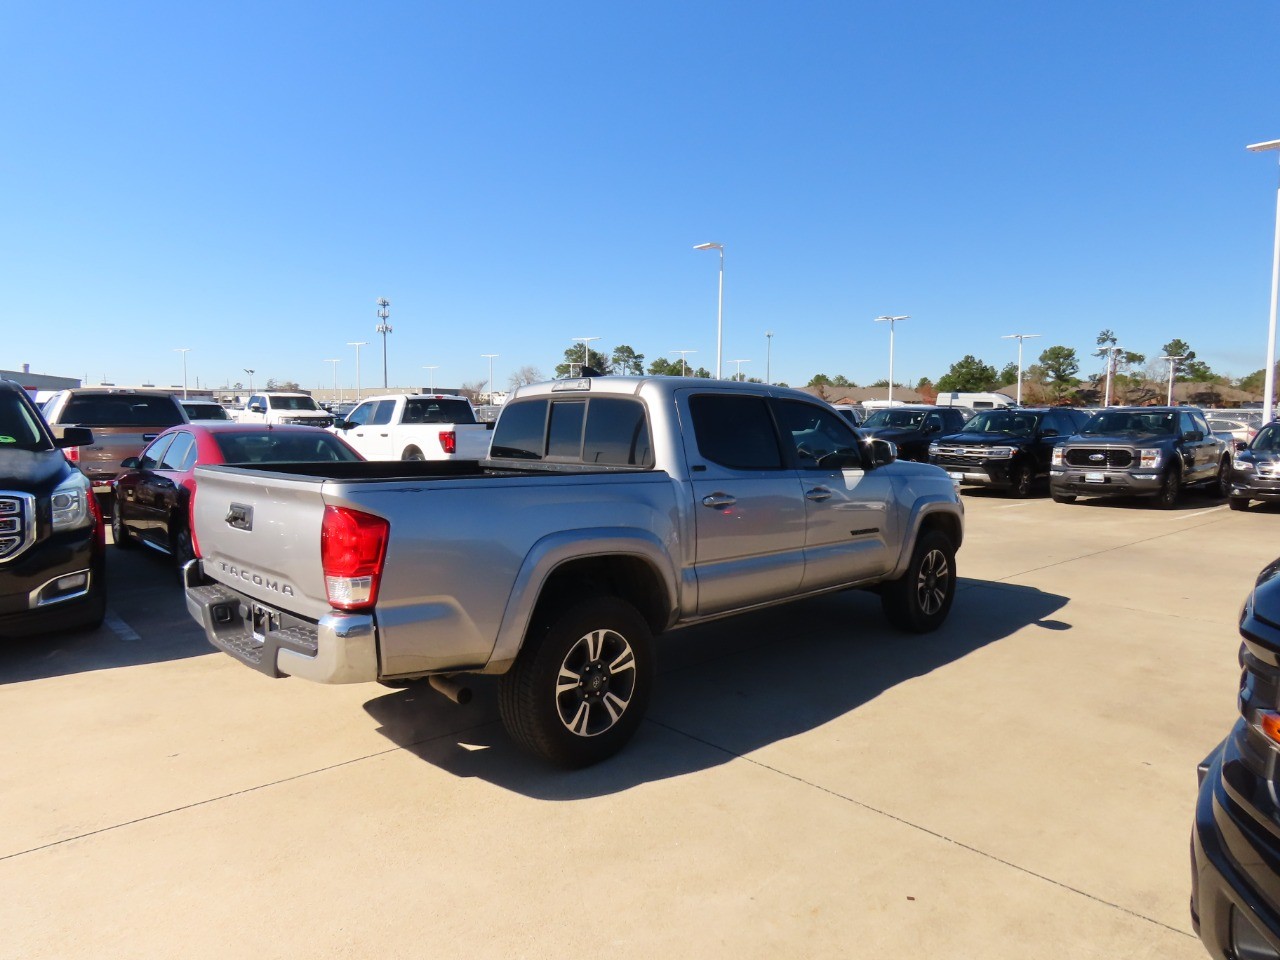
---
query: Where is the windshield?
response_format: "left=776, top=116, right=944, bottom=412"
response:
left=403, top=397, right=476, bottom=424
left=1081, top=410, right=1177, bottom=436
left=61, top=393, right=184, bottom=428
left=182, top=403, right=230, bottom=421
left=267, top=395, right=320, bottom=411
left=862, top=409, right=926, bottom=430
left=962, top=410, right=1040, bottom=437
left=1253, top=424, right=1280, bottom=453
left=0, top=393, right=53, bottom=452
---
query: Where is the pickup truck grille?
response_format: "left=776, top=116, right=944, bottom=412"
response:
left=933, top=445, right=1005, bottom=459
left=0, top=493, right=36, bottom=562
left=1065, top=448, right=1134, bottom=468
left=280, top=416, right=333, bottom=428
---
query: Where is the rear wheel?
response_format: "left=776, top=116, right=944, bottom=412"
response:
left=111, top=499, right=134, bottom=549
left=880, top=530, right=956, bottom=633
left=499, top=596, right=653, bottom=768
left=1154, top=463, right=1181, bottom=510
left=402, top=446, right=425, bottom=461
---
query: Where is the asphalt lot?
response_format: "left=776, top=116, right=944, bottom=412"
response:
left=2, top=486, right=1276, bottom=959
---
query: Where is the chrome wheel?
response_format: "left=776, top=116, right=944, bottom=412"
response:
left=555, top=627, right=637, bottom=737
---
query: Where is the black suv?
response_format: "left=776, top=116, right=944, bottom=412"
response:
left=1226, top=419, right=1280, bottom=511
left=0, top=380, right=106, bottom=637
left=859, top=405, right=969, bottom=462
left=928, top=407, right=1090, bottom=497
left=1050, top=406, right=1230, bottom=508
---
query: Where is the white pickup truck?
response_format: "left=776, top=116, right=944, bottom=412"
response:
left=235, top=392, right=334, bottom=429
left=331, top=393, right=492, bottom=461
left=184, top=377, right=964, bottom=767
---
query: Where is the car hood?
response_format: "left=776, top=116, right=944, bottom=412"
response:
left=863, top=426, right=922, bottom=442
left=0, top=447, right=75, bottom=495
left=1071, top=432, right=1170, bottom=446
left=936, top=431, right=1030, bottom=446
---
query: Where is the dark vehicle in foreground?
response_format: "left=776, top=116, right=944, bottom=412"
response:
left=41, top=388, right=188, bottom=503
left=929, top=407, right=1089, bottom=497
left=112, top=423, right=362, bottom=567
left=0, top=379, right=105, bottom=637
left=1227, top=420, right=1280, bottom=511
left=1049, top=407, right=1229, bottom=508
left=183, top=377, right=964, bottom=768
left=860, top=405, right=969, bottom=462
left=1192, top=558, right=1280, bottom=959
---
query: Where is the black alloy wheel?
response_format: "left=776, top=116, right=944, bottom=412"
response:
left=1009, top=462, right=1032, bottom=499
left=499, top=596, right=654, bottom=768
left=880, top=530, right=956, bottom=633
left=1154, top=463, right=1181, bottom=510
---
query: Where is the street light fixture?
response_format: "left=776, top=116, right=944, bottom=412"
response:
left=324, top=358, right=341, bottom=406
left=693, top=242, right=725, bottom=378
left=669, top=349, right=696, bottom=377
left=347, top=341, right=368, bottom=401
left=729, top=359, right=750, bottom=382
left=873, top=316, right=910, bottom=404
left=375, top=298, right=392, bottom=389
left=1158, top=354, right=1186, bottom=406
left=1000, top=333, right=1041, bottom=406
left=1248, top=139, right=1280, bottom=419
left=175, top=348, right=191, bottom=399
left=572, top=337, right=600, bottom=376
left=765, top=331, right=774, bottom=385
left=243, top=368, right=255, bottom=395
left=481, top=354, right=499, bottom=403
left=423, top=365, right=439, bottom=391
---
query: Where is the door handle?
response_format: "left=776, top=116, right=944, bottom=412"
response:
left=806, top=487, right=832, bottom=502
left=701, top=493, right=737, bottom=509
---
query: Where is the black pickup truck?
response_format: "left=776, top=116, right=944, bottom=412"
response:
left=1049, top=406, right=1230, bottom=508
left=0, top=380, right=106, bottom=637
left=928, top=407, right=1090, bottom=497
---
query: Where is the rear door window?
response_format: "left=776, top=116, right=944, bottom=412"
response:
left=138, top=435, right=175, bottom=470
left=689, top=394, right=783, bottom=470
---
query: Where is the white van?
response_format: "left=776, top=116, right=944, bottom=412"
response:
left=934, top=391, right=1015, bottom=409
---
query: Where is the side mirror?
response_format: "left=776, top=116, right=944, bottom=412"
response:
left=57, top=426, right=94, bottom=448
left=120, top=456, right=140, bottom=469
left=334, top=419, right=352, bottom=430
left=1184, top=430, right=1204, bottom=442
left=1040, top=428, right=1059, bottom=438
left=249, top=403, right=264, bottom=413
left=868, top=437, right=897, bottom=467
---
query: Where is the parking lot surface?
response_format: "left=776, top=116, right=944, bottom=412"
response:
left=2, top=490, right=1273, bottom=959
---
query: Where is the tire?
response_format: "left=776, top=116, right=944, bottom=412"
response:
left=171, top=521, right=195, bottom=569
left=1229, top=496, right=1250, bottom=512
left=402, top=447, right=425, bottom=461
left=1154, top=463, right=1181, bottom=510
left=880, top=530, right=957, bottom=634
left=1216, top=459, right=1232, bottom=500
left=1009, top=462, right=1032, bottom=499
left=499, top=596, right=654, bottom=768
left=111, top=500, right=135, bottom=549
left=1051, top=492, right=1076, bottom=504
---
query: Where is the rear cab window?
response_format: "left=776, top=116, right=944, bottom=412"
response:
left=489, top=396, right=652, bottom=467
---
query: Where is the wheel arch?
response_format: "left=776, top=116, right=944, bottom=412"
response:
left=890, top=500, right=963, bottom=579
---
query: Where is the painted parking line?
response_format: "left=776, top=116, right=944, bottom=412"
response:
left=104, top=610, right=141, bottom=642
left=1154, top=506, right=1226, bottom=521
left=996, top=501, right=1040, bottom=509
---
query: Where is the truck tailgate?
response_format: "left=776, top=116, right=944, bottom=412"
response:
left=191, top=465, right=333, bottom=622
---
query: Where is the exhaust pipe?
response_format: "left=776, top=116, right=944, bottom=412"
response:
left=428, top=674, right=472, bottom=705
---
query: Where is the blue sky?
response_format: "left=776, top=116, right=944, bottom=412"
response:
left=3, top=2, right=1279, bottom=394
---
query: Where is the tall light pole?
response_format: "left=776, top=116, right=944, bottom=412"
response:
left=347, top=341, right=367, bottom=401
left=572, top=337, right=600, bottom=376
left=693, top=242, right=725, bottom=378
left=243, top=368, right=255, bottom=395
left=480, top=354, right=499, bottom=402
left=175, top=348, right=190, bottom=399
left=324, top=358, right=341, bottom=405
left=1248, top=139, right=1280, bottom=420
left=423, top=365, right=439, bottom=391
left=1158, top=354, right=1186, bottom=406
left=765, top=331, right=774, bottom=385
left=1102, top=346, right=1122, bottom=407
left=1000, top=333, right=1041, bottom=406
left=670, top=349, right=696, bottom=377
left=873, top=316, right=910, bottom=404
left=729, top=359, right=750, bottom=382
left=375, top=297, right=392, bottom=389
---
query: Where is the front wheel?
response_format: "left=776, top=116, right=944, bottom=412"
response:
left=1229, top=496, right=1250, bottom=512
left=880, top=530, right=957, bottom=633
left=1216, top=459, right=1232, bottom=499
left=1154, top=463, right=1181, bottom=509
left=1051, top=491, right=1076, bottom=504
left=499, top=597, right=654, bottom=768
left=111, top=499, right=135, bottom=549
left=1009, top=462, right=1032, bottom=498
left=171, top=521, right=195, bottom=569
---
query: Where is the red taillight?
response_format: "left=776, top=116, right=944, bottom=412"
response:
left=438, top=430, right=456, bottom=455
left=187, top=485, right=201, bottom=559
left=321, top=506, right=389, bottom=610
left=65, top=446, right=80, bottom=463
left=87, top=488, right=105, bottom=547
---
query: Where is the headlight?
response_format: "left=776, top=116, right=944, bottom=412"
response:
left=928, top=442, right=939, bottom=456
left=988, top=446, right=1015, bottom=459
left=1234, top=458, right=1254, bottom=471
left=51, top=470, right=92, bottom=532
left=1139, top=448, right=1161, bottom=469
left=1050, top=447, right=1063, bottom=466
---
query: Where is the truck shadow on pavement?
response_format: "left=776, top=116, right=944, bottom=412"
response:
left=362, top=578, right=1068, bottom=798
left=0, top=545, right=211, bottom=684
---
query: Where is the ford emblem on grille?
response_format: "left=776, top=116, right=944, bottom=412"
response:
left=1089, top=453, right=1105, bottom=462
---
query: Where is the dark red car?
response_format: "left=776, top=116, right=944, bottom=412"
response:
left=111, top=423, right=362, bottom=566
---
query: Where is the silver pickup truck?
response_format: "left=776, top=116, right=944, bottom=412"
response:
left=185, top=377, right=964, bottom=767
